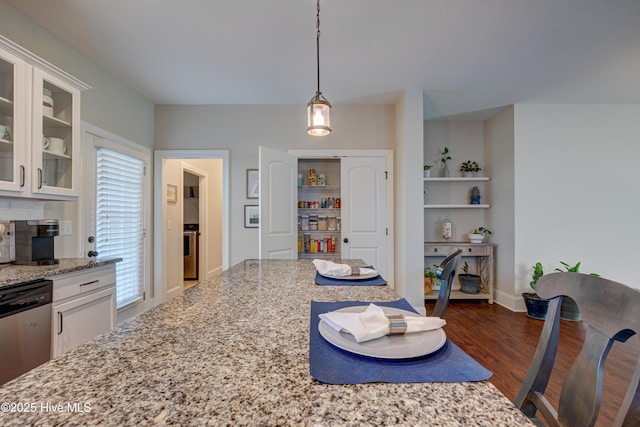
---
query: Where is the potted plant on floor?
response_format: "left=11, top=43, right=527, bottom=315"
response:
left=458, top=261, right=481, bottom=293
left=459, top=160, right=481, bottom=177
left=468, top=226, right=492, bottom=243
left=554, top=261, right=599, bottom=321
left=424, top=264, right=440, bottom=294
left=522, top=262, right=549, bottom=320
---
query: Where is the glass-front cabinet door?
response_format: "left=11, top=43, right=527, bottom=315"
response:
left=0, top=48, right=27, bottom=193
left=31, top=68, right=80, bottom=197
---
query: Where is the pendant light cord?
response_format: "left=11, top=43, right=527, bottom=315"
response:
left=316, top=0, right=321, bottom=95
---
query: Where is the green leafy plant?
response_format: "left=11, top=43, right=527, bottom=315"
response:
left=423, top=164, right=432, bottom=170
left=440, top=147, right=451, bottom=165
left=424, top=264, right=439, bottom=278
left=461, top=261, right=470, bottom=274
left=555, top=261, right=600, bottom=276
left=530, top=262, right=544, bottom=293
left=459, top=160, right=481, bottom=173
left=472, top=226, right=492, bottom=235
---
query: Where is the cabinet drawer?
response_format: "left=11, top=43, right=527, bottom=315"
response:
left=424, top=244, right=491, bottom=256
left=424, top=245, right=454, bottom=256
left=49, top=265, right=116, bottom=302
left=460, top=245, right=491, bottom=256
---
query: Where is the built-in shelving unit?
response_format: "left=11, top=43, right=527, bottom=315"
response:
left=423, top=176, right=491, bottom=209
left=297, top=160, right=341, bottom=259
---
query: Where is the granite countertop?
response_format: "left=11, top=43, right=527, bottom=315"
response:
left=0, top=257, right=122, bottom=289
left=0, top=259, right=533, bottom=426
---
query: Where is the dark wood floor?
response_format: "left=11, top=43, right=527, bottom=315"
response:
left=427, top=300, right=639, bottom=427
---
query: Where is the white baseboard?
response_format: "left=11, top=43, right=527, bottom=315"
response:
left=207, top=266, right=223, bottom=278
left=494, top=290, right=527, bottom=312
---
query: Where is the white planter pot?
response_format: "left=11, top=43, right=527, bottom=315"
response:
left=469, top=233, right=484, bottom=243
left=423, top=170, right=431, bottom=178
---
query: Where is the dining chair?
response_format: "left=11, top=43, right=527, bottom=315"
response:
left=431, top=249, right=462, bottom=317
left=515, top=272, right=640, bottom=427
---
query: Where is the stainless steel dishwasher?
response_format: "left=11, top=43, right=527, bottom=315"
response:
left=0, top=279, right=53, bottom=385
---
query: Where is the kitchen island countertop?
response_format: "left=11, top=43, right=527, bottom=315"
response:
left=0, top=257, right=122, bottom=289
left=0, top=259, right=533, bottom=426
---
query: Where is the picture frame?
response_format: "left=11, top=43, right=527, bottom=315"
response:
left=244, top=205, right=259, bottom=228
left=166, top=184, right=178, bottom=203
left=246, top=169, right=259, bottom=199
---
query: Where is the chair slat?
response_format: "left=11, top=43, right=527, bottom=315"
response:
left=431, top=249, right=462, bottom=318
left=516, top=272, right=640, bottom=427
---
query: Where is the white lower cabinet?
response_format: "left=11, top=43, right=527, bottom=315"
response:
left=49, top=264, right=116, bottom=358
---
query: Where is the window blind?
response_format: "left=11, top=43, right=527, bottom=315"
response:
left=96, top=147, right=145, bottom=308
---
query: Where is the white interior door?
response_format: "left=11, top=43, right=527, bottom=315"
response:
left=341, top=157, right=388, bottom=278
left=259, top=146, right=297, bottom=259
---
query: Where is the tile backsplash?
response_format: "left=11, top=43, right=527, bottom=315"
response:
left=0, top=198, right=44, bottom=220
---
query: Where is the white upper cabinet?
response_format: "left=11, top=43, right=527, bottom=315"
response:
left=0, top=35, right=90, bottom=199
left=0, top=46, right=28, bottom=192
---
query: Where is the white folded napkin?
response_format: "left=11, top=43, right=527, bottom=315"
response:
left=312, top=259, right=377, bottom=278
left=319, top=303, right=446, bottom=343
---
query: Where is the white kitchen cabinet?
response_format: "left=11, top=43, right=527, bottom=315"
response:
left=0, top=35, right=90, bottom=199
left=259, top=147, right=393, bottom=283
left=49, top=264, right=116, bottom=358
left=0, top=41, right=29, bottom=193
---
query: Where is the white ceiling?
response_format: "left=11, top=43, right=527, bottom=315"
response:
left=6, top=0, right=640, bottom=118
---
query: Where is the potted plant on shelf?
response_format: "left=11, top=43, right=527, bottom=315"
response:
left=554, top=261, right=600, bottom=321
left=423, top=164, right=432, bottom=178
left=424, top=264, right=440, bottom=294
left=459, top=160, right=481, bottom=177
left=458, top=261, right=481, bottom=294
left=440, top=147, right=452, bottom=177
left=468, top=226, right=492, bottom=243
left=522, top=262, right=549, bottom=320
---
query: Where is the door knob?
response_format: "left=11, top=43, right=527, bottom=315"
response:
left=343, top=238, right=349, bottom=243
left=88, top=250, right=99, bottom=257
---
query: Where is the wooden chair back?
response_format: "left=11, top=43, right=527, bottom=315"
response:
left=515, top=272, right=640, bottom=427
left=431, top=249, right=462, bottom=317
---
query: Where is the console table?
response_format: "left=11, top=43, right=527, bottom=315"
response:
left=424, top=242, right=495, bottom=303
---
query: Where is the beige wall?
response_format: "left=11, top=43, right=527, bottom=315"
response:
left=0, top=1, right=155, bottom=147
left=514, top=104, right=640, bottom=293
left=484, top=106, right=516, bottom=308
left=393, top=91, right=425, bottom=314
left=155, top=104, right=395, bottom=266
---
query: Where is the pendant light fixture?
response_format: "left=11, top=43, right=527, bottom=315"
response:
left=307, top=0, right=331, bottom=136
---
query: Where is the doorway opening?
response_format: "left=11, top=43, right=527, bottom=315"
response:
left=183, top=169, right=202, bottom=290
left=154, top=150, right=229, bottom=303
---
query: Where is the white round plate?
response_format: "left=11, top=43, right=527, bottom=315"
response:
left=318, top=306, right=447, bottom=359
left=318, top=271, right=379, bottom=281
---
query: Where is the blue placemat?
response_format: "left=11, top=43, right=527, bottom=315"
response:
left=309, top=299, right=492, bottom=384
left=314, top=266, right=388, bottom=286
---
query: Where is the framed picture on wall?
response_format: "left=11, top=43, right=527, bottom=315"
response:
left=244, top=205, right=259, bottom=228
left=166, top=184, right=178, bottom=203
left=246, top=169, right=259, bottom=199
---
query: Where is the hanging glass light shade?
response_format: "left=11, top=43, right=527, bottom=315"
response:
left=307, top=0, right=331, bottom=136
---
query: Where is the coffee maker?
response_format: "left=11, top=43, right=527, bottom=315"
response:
left=12, top=219, right=60, bottom=265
